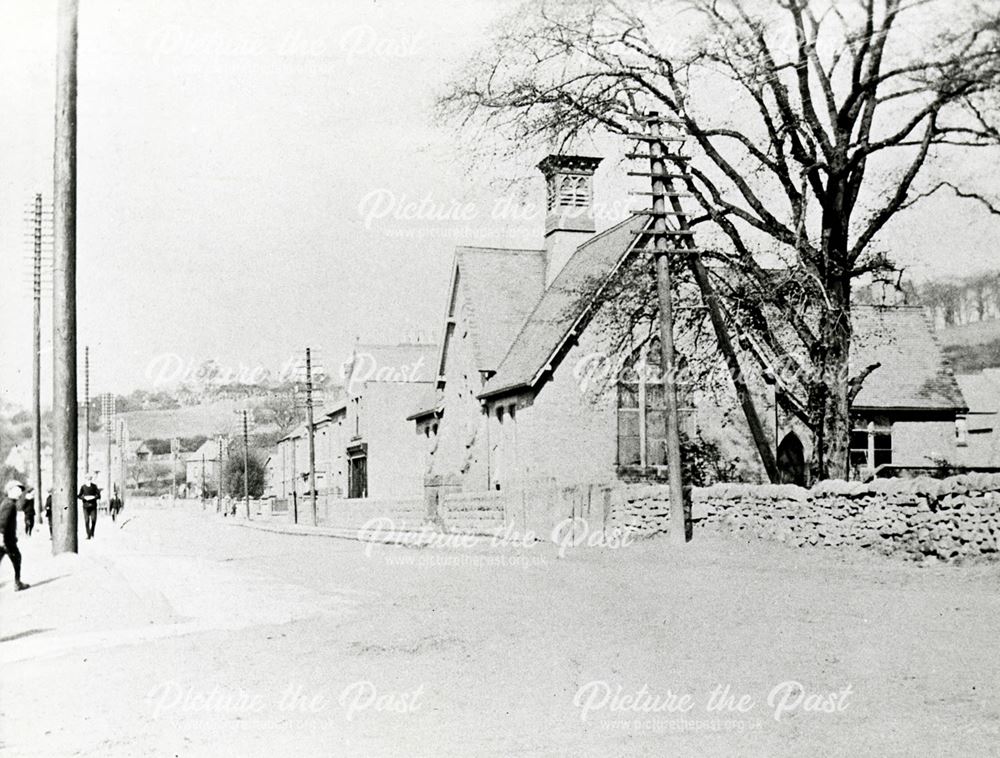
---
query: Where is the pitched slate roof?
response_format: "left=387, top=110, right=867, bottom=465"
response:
left=406, top=385, right=443, bottom=421
left=480, top=217, right=641, bottom=398
left=185, top=439, right=220, bottom=462
left=452, top=247, right=547, bottom=373
left=279, top=423, right=307, bottom=443
left=851, top=305, right=967, bottom=412
left=476, top=230, right=966, bottom=414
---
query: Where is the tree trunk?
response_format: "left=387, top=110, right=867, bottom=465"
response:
left=808, top=274, right=853, bottom=482
left=809, top=198, right=854, bottom=482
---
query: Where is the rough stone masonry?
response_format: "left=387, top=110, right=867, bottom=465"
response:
left=683, top=473, right=1000, bottom=562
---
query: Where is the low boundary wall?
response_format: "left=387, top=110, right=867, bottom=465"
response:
left=131, top=473, right=1000, bottom=561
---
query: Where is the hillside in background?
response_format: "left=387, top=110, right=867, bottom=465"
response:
left=936, top=320, right=1000, bottom=374
left=942, top=338, right=1000, bottom=374
left=122, top=399, right=250, bottom=440
left=937, top=318, right=1000, bottom=347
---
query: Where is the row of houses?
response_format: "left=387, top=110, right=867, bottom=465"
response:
left=263, top=153, right=997, bottom=515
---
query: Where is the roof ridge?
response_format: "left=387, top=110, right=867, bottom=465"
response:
left=484, top=216, right=647, bottom=396
left=852, top=303, right=925, bottom=310
left=456, top=246, right=545, bottom=255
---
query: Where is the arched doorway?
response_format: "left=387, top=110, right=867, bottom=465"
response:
left=777, top=432, right=807, bottom=486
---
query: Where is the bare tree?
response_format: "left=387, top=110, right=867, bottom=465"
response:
left=253, top=391, right=303, bottom=437
left=438, top=0, right=1000, bottom=479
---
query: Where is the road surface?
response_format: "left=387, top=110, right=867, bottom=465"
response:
left=1, top=505, right=999, bottom=756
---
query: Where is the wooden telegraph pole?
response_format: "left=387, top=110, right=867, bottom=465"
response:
left=119, top=418, right=128, bottom=508
left=646, top=114, right=688, bottom=545
left=217, top=436, right=224, bottom=513
left=305, top=347, right=318, bottom=527
left=242, top=410, right=250, bottom=519
left=170, top=437, right=178, bottom=506
left=84, top=345, right=90, bottom=473
left=31, top=194, right=44, bottom=519
left=102, top=393, right=114, bottom=510
left=52, top=0, right=79, bottom=554
left=628, top=110, right=783, bottom=541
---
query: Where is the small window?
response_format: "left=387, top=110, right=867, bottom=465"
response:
left=849, top=425, right=892, bottom=472
left=508, top=404, right=516, bottom=420
left=496, top=406, right=505, bottom=422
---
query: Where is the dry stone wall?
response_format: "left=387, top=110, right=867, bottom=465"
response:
left=689, top=474, right=1000, bottom=561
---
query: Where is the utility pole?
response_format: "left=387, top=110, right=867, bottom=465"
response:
left=305, top=347, right=318, bottom=527
left=647, top=113, right=687, bottom=545
left=119, top=419, right=128, bottom=508
left=31, top=194, right=44, bottom=519
left=84, top=345, right=90, bottom=474
left=291, top=435, right=298, bottom=524
left=170, top=437, right=179, bottom=507
left=102, top=393, right=114, bottom=510
left=201, top=451, right=206, bottom=509
left=242, top=410, right=250, bottom=519
left=216, top=436, right=224, bottom=513
left=52, top=0, right=79, bottom=554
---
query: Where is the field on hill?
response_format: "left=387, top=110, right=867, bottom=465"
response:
left=123, top=400, right=252, bottom=440
left=938, top=318, right=1000, bottom=347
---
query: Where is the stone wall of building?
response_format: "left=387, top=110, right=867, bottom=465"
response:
left=492, top=311, right=623, bottom=491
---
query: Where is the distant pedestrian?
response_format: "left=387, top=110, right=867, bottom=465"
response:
left=45, top=490, right=53, bottom=538
left=110, top=486, right=123, bottom=522
left=78, top=473, right=101, bottom=539
left=21, top=489, right=35, bottom=536
left=1, top=481, right=29, bottom=591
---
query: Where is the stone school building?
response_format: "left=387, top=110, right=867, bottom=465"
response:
left=411, top=154, right=970, bottom=511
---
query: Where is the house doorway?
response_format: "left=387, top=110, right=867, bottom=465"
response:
left=348, top=453, right=367, bottom=499
left=777, top=432, right=807, bottom=486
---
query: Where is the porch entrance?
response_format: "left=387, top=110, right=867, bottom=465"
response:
left=777, top=432, right=807, bottom=486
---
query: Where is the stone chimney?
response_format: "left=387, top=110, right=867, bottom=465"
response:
left=538, top=154, right=602, bottom=287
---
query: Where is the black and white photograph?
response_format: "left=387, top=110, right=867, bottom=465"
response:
left=2, top=0, right=1000, bottom=755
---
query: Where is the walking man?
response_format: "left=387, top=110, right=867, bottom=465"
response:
left=45, top=490, right=53, bottom=538
left=78, top=473, right=101, bottom=539
left=21, top=488, right=35, bottom=536
left=1, top=481, right=29, bottom=591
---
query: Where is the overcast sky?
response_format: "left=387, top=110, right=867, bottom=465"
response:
left=2, top=0, right=998, bottom=409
